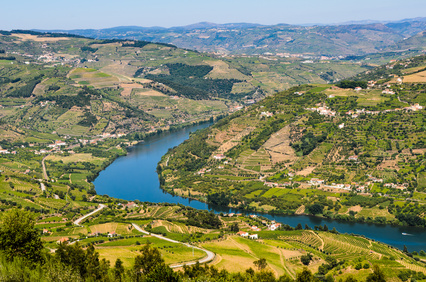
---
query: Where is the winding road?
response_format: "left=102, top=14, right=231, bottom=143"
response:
left=74, top=204, right=106, bottom=225
left=42, top=155, right=49, bottom=180
left=131, top=223, right=215, bottom=268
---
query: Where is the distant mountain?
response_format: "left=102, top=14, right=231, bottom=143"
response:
left=396, top=31, right=426, bottom=50
left=37, top=17, right=426, bottom=56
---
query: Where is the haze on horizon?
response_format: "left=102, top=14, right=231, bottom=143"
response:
left=1, top=0, right=426, bottom=30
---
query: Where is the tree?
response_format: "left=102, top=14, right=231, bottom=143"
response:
left=301, top=253, right=313, bottom=266
left=307, top=203, right=324, bottom=215
left=278, top=275, right=293, bottom=282
left=403, top=245, right=408, bottom=253
left=296, top=268, right=315, bottom=282
left=366, top=265, right=386, bottom=282
left=296, top=223, right=303, bottom=230
left=253, top=258, right=267, bottom=271
left=0, top=209, right=44, bottom=264
left=114, top=258, right=125, bottom=281
left=344, top=276, right=358, bottom=282
left=55, top=242, right=87, bottom=277
left=230, top=223, right=239, bottom=232
left=133, top=244, right=178, bottom=281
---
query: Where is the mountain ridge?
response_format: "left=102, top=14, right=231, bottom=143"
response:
left=33, top=17, right=426, bottom=56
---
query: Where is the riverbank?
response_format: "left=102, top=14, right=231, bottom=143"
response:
left=93, top=122, right=426, bottom=252
left=158, top=184, right=421, bottom=229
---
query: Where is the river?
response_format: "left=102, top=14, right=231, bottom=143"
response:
left=94, top=123, right=426, bottom=252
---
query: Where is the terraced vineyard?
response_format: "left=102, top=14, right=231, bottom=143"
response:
left=160, top=57, right=426, bottom=226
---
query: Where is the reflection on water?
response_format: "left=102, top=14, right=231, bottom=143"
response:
left=94, top=123, right=426, bottom=252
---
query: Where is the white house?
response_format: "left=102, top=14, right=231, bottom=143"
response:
left=237, top=231, right=249, bottom=237
left=310, top=178, right=325, bottom=185
left=249, top=234, right=258, bottom=239
left=213, top=154, right=226, bottom=160
left=107, top=232, right=118, bottom=238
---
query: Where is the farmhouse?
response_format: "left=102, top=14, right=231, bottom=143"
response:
left=57, top=237, right=69, bottom=244
left=348, top=155, right=358, bottom=161
left=251, top=226, right=261, bottom=231
left=249, top=234, right=258, bottom=239
left=237, top=231, right=249, bottom=237
left=260, top=111, right=273, bottom=117
left=382, top=89, right=395, bottom=95
left=213, top=154, right=226, bottom=160
left=264, top=182, right=279, bottom=187
left=125, top=201, right=138, bottom=209
left=269, top=223, right=282, bottom=231
left=107, top=232, right=118, bottom=238
left=310, top=178, right=325, bottom=185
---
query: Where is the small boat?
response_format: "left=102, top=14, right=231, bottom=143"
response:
left=402, top=233, right=412, bottom=236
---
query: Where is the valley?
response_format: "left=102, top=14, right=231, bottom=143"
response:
left=0, top=27, right=425, bottom=281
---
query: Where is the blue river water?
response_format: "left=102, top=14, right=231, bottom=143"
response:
left=94, top=122, right=426, bottom=252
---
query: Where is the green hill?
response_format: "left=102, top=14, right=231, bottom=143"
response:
left=159, top=56, right=426, bottom=227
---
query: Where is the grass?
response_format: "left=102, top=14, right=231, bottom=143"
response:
left=96, top=235, right=205, bottom=268
left=89, top=223, right=133, bottom=235
left=403, top=70, right=426, bottom=83
left=356, top=90, right=390, bottom=106
left=47, top=153, right=105, bottom=164
left=245, top=190, right=263, bottom=199
left=68, top=68, right=118, bottom=87
left=356, top=207, right=395, bottom=220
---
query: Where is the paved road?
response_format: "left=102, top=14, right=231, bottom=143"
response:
left=131, top=223, right=215, bottom=268
left=74, top=204, right=106, bottom=225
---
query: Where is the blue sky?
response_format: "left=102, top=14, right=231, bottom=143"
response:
left=1, top=0, right=426, bottom=30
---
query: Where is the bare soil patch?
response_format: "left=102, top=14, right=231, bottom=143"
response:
left=347, top=205, right=362, bottom=214
left=12, top=33, right=70, bottom=42
left=403, top=70, right=426, bottom=83
left=134, top=89, right=166, bottom=97
left=204, top=60, right=249, bottom=81
left=264, top=126, right=297, bottom=164
left=297, top=166, right=316, bottom=176
left=378, top=159, right=399, bottom=170
left=120, top=83, right=144, bottom=97
left=295, top=205, right=305, bottom=215
left=214, top=126, right=254, bottom=154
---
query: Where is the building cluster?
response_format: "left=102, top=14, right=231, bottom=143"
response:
left=382, top=89, right=395, bottom=95
left=40, top=100, right=55, bottom=107
left=117, top=201, right=139, bottom=209
left=306, top=106, right=336, bottom=117
left=79, top=133, right=126, bottom=146
left=345, top=103, right=423, bottom=118
left=0, top=147, right=16, bottom=155
left=367, top=174, right=383, bottom=183
left=237, top=231, right=258, bottom=239
left=264, top=181, right=291, bottom=187
left=47, top=140, right=67, bottom=149
left=346, top=109, right=380, bottom=118
left=260, top=111, right=273, bottom=118
left=384, top=183, right=408, bottom=190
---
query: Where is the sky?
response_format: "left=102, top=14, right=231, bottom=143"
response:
left=1, top=0, right=426, bottom=30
